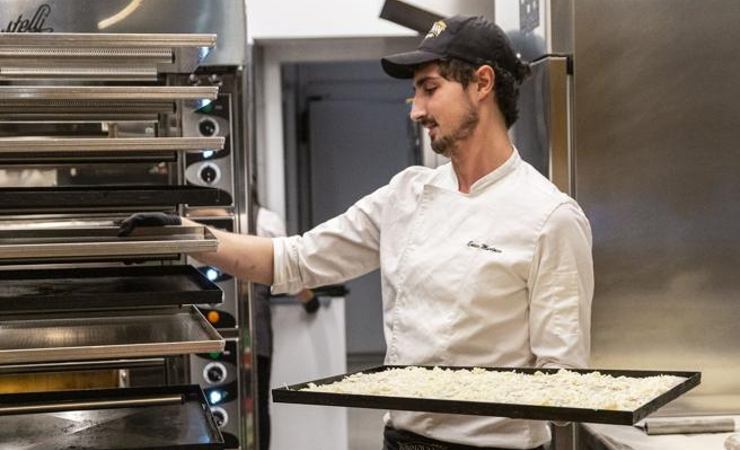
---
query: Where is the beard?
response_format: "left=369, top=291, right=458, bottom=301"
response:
left=428, top=103, right=480, bottom=157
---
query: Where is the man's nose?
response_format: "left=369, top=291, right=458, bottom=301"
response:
left=409, top=97, right=425, bottom=122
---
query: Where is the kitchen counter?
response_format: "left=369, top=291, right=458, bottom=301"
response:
left=580, top=416, right=739, bottom=450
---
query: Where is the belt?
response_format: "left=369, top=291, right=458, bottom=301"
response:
left=383, top=426, right=546, bottom=450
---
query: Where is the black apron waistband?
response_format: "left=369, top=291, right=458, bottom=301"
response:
left=383, top=426, right=546, bottom=450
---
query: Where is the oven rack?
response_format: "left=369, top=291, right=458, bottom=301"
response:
left=0, top=32, right=217, bottom=78
left=0, top=136, right=224, bottom=153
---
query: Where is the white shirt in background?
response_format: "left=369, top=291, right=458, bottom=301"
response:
left=256, top=207, right=287, bottom=239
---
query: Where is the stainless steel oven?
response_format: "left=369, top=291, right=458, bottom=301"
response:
left=0, top=2, right=252, bottom=448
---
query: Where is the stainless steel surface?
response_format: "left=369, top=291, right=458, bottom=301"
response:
left=0, top=3, right=249, bottom=444
left=0, top=64, right=160, bottom=81
left=581, top=419, right=740, bottom=450
left=0, top=103, right=174, bottom=121
left=549, top=0, right=574, bottom=55
left=0, top=86, right=218, bottom=101
left=0, top=394, right=182, bottom=416
left=0, top=32, right=216, bottom=76
left=0, top=0, right=246, bottom=65
left=0, top=225, right=218, bottom=260
left=0, top=305, right=224, bottom=364
left=0, top=32, right=216, bottom=47
left=0, top=137, right=225, bottom=153
left=498, top=0, right=740, bottom=418
left=643, top=416, right=736, bottom=435
left=512, top=56, right=572, bottom=194
left=0, top=85, right=216, bottom=121
left=0, top=47, right=171, bottom=59
left=0, top=358, right=166, bottom=375
left=572, top=0, right=740, bottom=413
left=545, top=56, right=571, bottom=195
left=0, top=218, right=199, bottom=232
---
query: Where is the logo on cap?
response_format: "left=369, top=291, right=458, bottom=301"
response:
left=425, top=20, right=447, bottom=39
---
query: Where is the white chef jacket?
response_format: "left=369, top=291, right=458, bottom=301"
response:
left=272, top=149, right=593, bottom=449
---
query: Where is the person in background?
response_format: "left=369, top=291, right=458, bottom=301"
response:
left=119, top=15, right=593, bottom=450
left=252, top=192, right=318, bottom=450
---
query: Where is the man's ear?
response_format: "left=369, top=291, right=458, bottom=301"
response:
left=474, top=65, right=495, bottom=101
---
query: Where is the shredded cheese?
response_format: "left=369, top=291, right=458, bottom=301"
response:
left=301, top=367, right=685, bottom=411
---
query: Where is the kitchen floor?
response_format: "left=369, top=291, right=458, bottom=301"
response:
left=347, top=353, right=386, bottom=450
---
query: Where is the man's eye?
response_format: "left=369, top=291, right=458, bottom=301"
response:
left=424, top=86, right=437, bottom=95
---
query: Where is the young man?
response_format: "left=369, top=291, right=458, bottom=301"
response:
left=120, top=15, right=593, bottom=450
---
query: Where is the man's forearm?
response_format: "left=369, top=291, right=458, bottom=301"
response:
left=188, top=222, right=275, bottom=285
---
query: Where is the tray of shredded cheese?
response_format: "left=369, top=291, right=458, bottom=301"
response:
left=272, top=365, right=700, bottom=425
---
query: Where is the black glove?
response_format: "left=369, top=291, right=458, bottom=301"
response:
left=117, top=212, right=182, bottom=237
left=302, top=296, right=320, bottom=314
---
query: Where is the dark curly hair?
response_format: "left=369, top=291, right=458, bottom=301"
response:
left=437, top=58, right=531, bottom=129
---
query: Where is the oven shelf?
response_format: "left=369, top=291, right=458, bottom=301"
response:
left=0, top=32, right=217, bottom=77
left=0, top=137, right=224, bottom=153
left=0, top=86, right=218, bottom=120
left=0, top=222, right=219, bottom=261
left=0, top=385, right=224, bottom=449
left=0, top=305, right=224, bottom=364
left=0, top=85, right=218, bottom=101
left=0, top=185, right=228, bottom=210
left=0, top=265, right=222, bottom=312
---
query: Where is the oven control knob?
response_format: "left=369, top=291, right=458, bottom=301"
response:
left=199, top=163, right=220, bottom=184
left=204, top=362, right=227, bottom=384
left=198, top=118, right=219, bottom=137
left=210, top=406, right=229, bottom=428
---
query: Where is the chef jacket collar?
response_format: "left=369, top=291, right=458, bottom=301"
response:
left=438, top=147, right=521, bottom=194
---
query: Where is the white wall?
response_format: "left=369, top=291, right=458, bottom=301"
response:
left=247, top=0, right=414, bottom=39
left=247, top=0, right=495, bottom=40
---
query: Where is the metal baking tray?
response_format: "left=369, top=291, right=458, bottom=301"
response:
left=0, top=384, right=224, bottom=449
left=0, top=305, right=224, bottom=364
left=272, top=365, right=702, bottom=425
left=0, top=137, right=225, bottom=153
left=0, top=32, right=216, bottom=76
left=0, top=86, right=218, bottom=121
left=0, top=32, right=216, bottom=48
left=0, top=185, right=228, bottom=209
left=0, top=265, right=222, bottom=312
left=0, top=223, right=218, bottom=261
left=0, top=102, right=175, bottom=121
left=0, top=85, right=218, bottom=101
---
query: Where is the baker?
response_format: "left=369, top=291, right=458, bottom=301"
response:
left=119, top=15, right=594, bottom=450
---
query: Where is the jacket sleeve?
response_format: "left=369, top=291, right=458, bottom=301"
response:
left=271, top=184, right=389, bottom=295
left=527, top=201, right=594, bottom=369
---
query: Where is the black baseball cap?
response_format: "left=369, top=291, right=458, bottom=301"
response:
left=381, top=15, right=521, bottom=79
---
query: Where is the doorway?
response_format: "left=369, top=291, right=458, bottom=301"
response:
left=282, top=60, right=420, bottom=356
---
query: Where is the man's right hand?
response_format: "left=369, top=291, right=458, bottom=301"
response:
left=117, top=212, right=182, bottom=237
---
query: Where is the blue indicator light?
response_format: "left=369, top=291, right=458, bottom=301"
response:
left=209, top=390, right=223, bottom=404
left=199, top=98, right=213, bottom=109
left=203, top=150, right=215, bottom=159
left=206, top=268, right=219, bottom=281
